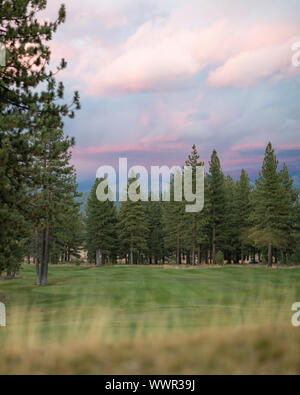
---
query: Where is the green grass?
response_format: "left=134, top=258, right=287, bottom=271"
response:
left=1, top=264, right=300, bottom=374
left=1, top=264, right=300, bottom=335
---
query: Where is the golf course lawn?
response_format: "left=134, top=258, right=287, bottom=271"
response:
left=1, top=264, right=300, bottom=374
left=1, top=264, right=300, bottom=334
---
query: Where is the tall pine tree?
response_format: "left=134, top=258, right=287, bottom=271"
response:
left=119, top=174, right=149, bottom=265
left=207, top=150, right=226, bottom=264
left=86, top=179, right=118, bottom=266
left=248, top=143, right=292, bottom=267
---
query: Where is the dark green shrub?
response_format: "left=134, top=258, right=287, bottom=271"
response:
left=216, top=251, right=224, bottom=266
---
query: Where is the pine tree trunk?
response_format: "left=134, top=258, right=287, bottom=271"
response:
left=192, top=227, right=196, bottom=265
left=268, top=243, right=273, bottom=268
left=130, top=250, right=134, bottom=265
left=192, top=249, right=195, bottom=266
left=205, top=249, right=209, bottom=265
left=283, top=251, right=287, bottom=265
left=197, top=243, right=201, bottom=265
left=35, top=230, right=40, bottom=284
left=187, top=252, right=191, bottom=265
left=274, top=249, right=278, bottom=264
left=96, top=249, right=103, bottom=266
left=36, top=256, right=41, bottom=285
left=39, top=225, right=49, bottom=286
left=241, top=245, right=244, bottom=264
left=176, top=234, right=180, bottom=265
left=212, top=225, right=216, bottom=264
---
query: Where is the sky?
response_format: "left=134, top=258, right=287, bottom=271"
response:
left=44, top=0, right=300, bottom=189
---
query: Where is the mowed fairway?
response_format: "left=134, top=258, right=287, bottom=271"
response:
left=1, top=264, right=300, bottom=332
left=1, top=265, right=300, bottom=374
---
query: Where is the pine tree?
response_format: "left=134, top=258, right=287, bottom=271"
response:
left=119, top=174, right=149, bottom=265
left=162, top=179, right=185, bottom=265
left=279, top=164, right=298, bottom=262
left=235, top=169, right=252, bottom=263
left=198, top=175, right=212, bottom=264
left=30, top=122, right=80, bottom=285
left=223, top=175, right=239, bottom=264
left=183, top=145, right=205, bottom=265
left=291, top=181, right=300, bottom=264
left=50, top=197, right=85, bottom=264
left=145, top=201, right=164, bottom=264
left=207, top=150, right=226, bottom=264
left=0, top=132, right=31, bottom=276
left=0, top=1, right=80, bottom=277
left=248, top=143, right=292, bottom=267
left=86, top=179, right=118, bottom=266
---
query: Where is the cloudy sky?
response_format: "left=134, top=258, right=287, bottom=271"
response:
left=44, top=0, right=300, bottom=188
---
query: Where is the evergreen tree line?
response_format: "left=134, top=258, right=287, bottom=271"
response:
left=0, top=1, right=81, bottom=285
left=1, top=1, right=299, bottom=288
left=86, top=143, right=300, bottom=268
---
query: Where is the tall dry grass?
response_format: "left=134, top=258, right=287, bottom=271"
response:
left=1, top=319, right=300, bottom=374
left=1, top=292, right=299, bottom=375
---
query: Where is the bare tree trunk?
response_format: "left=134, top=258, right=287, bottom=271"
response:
left=268, top=243, right=273, bottom=268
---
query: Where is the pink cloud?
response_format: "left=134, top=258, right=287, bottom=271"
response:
left=208, top=39, right=300, bottom=88
left=231, top=142, right=267, bottom=151
left=43, top=0, right=128, bottom=30
left=51, top=14, right=299, bottom=94
left=277, top=144, right=300, bottom=151
left=231, top=142, right=300, bottom=152
left=41, top=1, right=300, bottom=95
left=222, top=157, right=264, bottom=167
left=72, top=138, right=186, bottom=156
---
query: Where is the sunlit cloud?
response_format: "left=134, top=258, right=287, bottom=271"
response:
left=43, top=0, right=300, bottom=184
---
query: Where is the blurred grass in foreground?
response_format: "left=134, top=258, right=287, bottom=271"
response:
left=0, top=265, right=300, bottom=374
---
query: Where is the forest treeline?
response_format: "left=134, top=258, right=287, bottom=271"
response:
left=86, top=144, right=300, bottom=268
left=1, top=2, right=300, bottom=288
